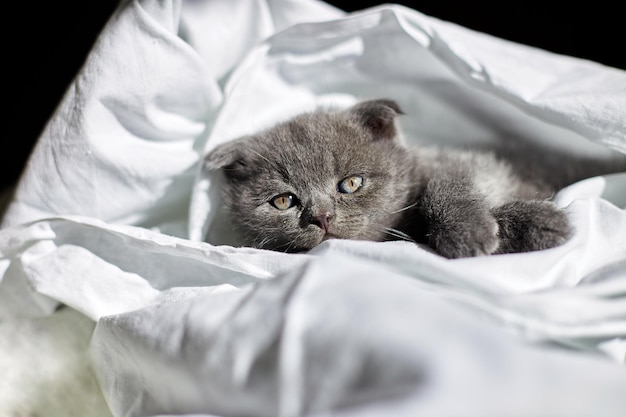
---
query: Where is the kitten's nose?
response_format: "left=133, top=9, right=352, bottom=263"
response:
left=310, top=210, right=334, bottom=232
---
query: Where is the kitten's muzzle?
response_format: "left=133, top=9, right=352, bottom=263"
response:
left=309, top=210, right=334, bottom=233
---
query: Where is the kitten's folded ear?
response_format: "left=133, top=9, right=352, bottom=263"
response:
left=348, top=99, right=404, bottom=141
left=203, top=137, right=252, bottom=180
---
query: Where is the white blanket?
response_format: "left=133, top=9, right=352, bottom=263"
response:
left=2, top=1, right=626, bottom=416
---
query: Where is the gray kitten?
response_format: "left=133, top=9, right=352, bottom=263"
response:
left=204, top=99, right=624, bottom=258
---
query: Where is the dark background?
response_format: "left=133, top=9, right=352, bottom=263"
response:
left=3, top=1, right=623, bottom=191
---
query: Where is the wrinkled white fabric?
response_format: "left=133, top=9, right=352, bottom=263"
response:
left=1, top=0, right=626, bottom=416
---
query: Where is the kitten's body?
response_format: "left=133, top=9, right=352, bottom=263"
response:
left=204, top=99, right=625, bottom=258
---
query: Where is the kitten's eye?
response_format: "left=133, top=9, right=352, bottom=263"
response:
left=338, top=175, right=364, bottom=194
left=270, top=193, right=297, bottom=210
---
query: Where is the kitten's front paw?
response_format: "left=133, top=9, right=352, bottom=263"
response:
left=493, top=200, right=572, bottom=254
left=428, top=213, right=500, bottom=259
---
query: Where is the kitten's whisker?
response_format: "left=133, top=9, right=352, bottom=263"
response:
left=253, top=234, right=277, bottom=250
left=282, top=239, right=302, bottom=253
left=380, top=227, right=416, bottom=243
left=387, top=202, right=418, bottom=214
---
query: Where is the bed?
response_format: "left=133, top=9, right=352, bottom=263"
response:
left=2, top=1, right=626, bottom=416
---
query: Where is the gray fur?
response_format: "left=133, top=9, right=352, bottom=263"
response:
left=204, top=99, right=625, bottom=258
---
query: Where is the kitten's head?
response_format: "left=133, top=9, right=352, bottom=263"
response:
left=204, top=99, right=417, bottom=252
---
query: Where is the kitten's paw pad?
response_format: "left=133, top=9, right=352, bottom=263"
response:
left=494, top=200, right=572, bottom=254
left=429, top=214, right=499, bottom=259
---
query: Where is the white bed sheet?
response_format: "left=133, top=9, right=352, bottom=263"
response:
left=2, top=0, right=626, bottom=416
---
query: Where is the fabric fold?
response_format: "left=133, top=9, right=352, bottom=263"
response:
left=1, top=1, right=626, bottom=416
